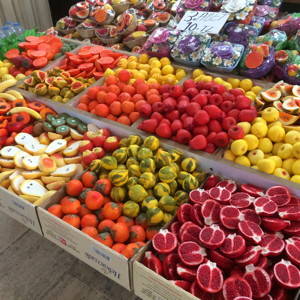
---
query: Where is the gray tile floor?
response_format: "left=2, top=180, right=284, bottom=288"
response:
left=0, top=211, right=139, bottom=300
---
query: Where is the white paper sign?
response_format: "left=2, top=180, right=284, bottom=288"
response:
left=176, top=11, right=230, bottom=34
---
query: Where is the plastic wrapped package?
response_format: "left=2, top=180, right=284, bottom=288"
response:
left=146, top=0, right=170, bottom=12
left=149, top=11, right=174, bottom=26
left=239, top=44, right=275, bottom=78
left=288, top=30, right=300, bottom=52
left=254, top=5, right=279, bottom=29
left=222, top=22, right=258, bottom=48
left=123, top=31, right=149, bottom=49
left=69, top=1, right=90, bottom=21
left=176, top=0, right=213, bottom=18
left=257, top=0, right=282, bottom=8
left=90, top=4, right=116, bottom=25
left=170, top=32, right=211, bottom=66
left=142, top=27, right=180, bottom=57
left=95, top=25, right=121, bottom=44
left=116, top=8, right=138, bottom=36
left=249, top=16, right=265, bottom=34
left=271, top=14, right=300, bottom=37
left=220, top=0, right=257, bottom=25
left=55, top=17, right=78, bottom=35
left=111, top=0, right=131, bottom=15
left=201, top=41, right=244, bottom=72
left=256, top=29, right=288, bottom=51
left=272, top=50, right=299, bottom=81
left=211, top=0, right=224, bottom=11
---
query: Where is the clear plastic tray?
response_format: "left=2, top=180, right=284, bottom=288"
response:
left=201, top=41, right=244, bottom=73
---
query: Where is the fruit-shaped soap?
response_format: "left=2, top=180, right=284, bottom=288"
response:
left=20, top=180, right=48, bottom=197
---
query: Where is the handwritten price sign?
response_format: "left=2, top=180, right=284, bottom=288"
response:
left=176, top=11, right=230, bottom=34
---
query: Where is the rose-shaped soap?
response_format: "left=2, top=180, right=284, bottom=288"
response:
left=228, top=32, right=248, bottom=46
left=224, top=0, right=247, bottom=13
left=148, top=28, right=170, bottom=44
left=185, top=0, right=205, bottom=9
left=211, top=43, right=234, bottom=59
left=178, top=35, right=201, bottom=54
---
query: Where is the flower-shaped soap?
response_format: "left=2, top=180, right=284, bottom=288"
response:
left=249, top=16, right=265, bottom=34
left=258, top=0, right=282, bottom=8
left=221, top=0, right=256, bottom=24
left=254, top=5, right=279, bottom=27
left=171, top=32, right=211, bottom=66
left=223, top=22, right=258, bottom=47
left=176, top=0, right=213, bottom=17
left=201, top=41, right=244, bottom=72
left=143, top=27, right=180, bottom=57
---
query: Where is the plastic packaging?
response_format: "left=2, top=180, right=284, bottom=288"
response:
left=176, top=0, right=213, bottom=18
left=249, top=16, right=265, bottom=34
left=239, top=44, right=275, bottom=78
left=13, top=23, right=25, bottom=35
left=171, top=32, right=211, bottom=66
left=142, top=27, right=180, bottom=57
left=288, top=30, right=300, bottom=52
left=254, top=5, right=279, bottom=28
left=222, top=22, right=258, bottom=48
left=270, top=14, right=300, bottom=37
left=256, top=29, right=288, bottom=51
left=220, top=0, right=257, bottom=25
left=201, top=41, right=244, bottom=72
left=90, top=4, right=115, bottom=25
left=115, top=8, right=138, bottom=36
left=2, top=26, right=12, bottom=38
left=257, top=0, right=282, bottom=8
left=69, top=1, right=90, bottom=21
left=146, top=0, right=170, bottom=12
left=123, top=31, right=149, bottom=49
left=55, top=16, right=78, bottom=35
left=95, top=25, right=121, bottom=44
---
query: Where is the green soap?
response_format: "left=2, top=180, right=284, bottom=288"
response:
left=66, top=117, right=79, bottom=128
left=51, top=118, right=66, bottom=127
left=42, top=122, right=54, bottom=132
left=56, top=125, right=70, bottom=136
left=77, top=122, right=87, bottom=134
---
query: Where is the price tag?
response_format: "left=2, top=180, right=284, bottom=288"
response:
left=176, top=11, right=230, bottom=34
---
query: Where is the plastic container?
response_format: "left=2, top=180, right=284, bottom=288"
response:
left=142, top=27, right=180, bottom=58
left=239, top=44, right=275, bottom=78
left=13, top=23, right=25, bottom=35
left=256, top=29, right=288, bottom=51
left=201, top=41, right=245, bottom=72
left=171, top=32, right=211, bottom=66
left=249, top=16, right=265, bottom=34
left=222, top=22, right=259, bottom=48
left=176, top=0, right=213, bottom=18
left=2, top=26, right=12, bottom=38
left=220, top=0, right=257, bottom=25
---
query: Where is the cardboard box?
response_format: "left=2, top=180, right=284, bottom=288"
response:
left=133, top=245, right=300, bottom=300
left=37, top=188, right=133, bottom=290
left=0, top=186, right=43, bottom=235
